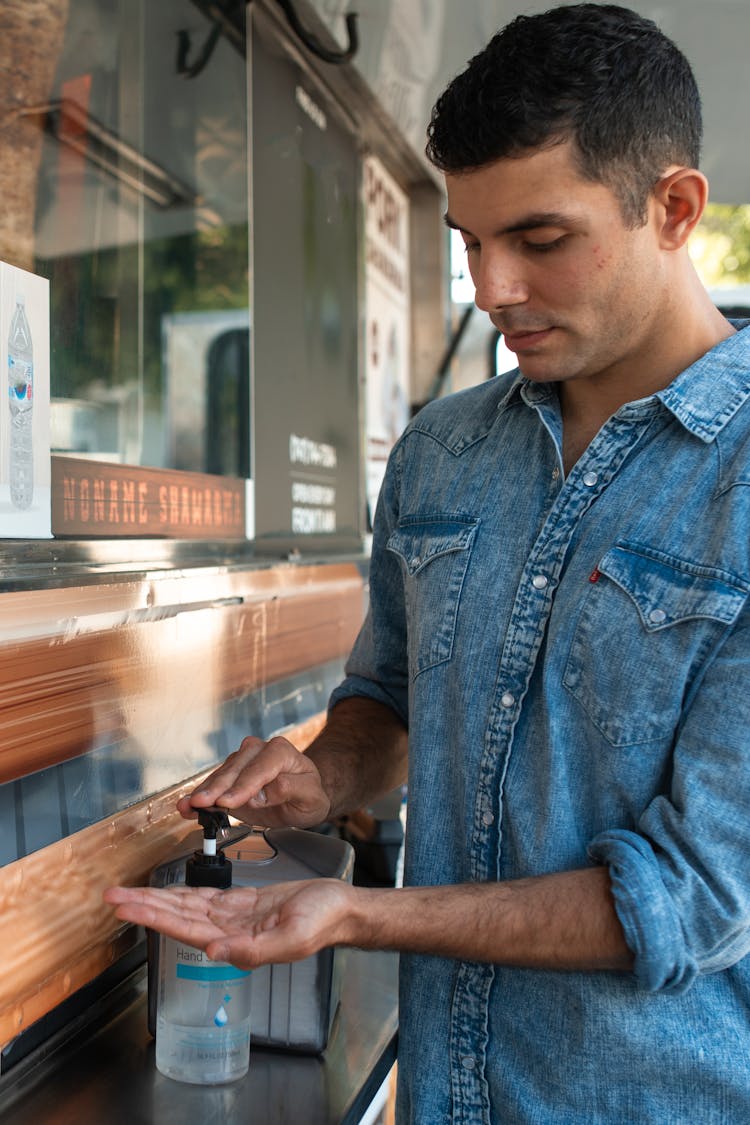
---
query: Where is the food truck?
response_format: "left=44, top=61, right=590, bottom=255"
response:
left=0, top=1, right=746, bottom=1120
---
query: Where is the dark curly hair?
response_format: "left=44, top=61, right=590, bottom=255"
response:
left=425, top=3, right=702, bottom=227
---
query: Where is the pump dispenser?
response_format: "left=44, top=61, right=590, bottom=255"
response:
left=155, top=809, right=252, bottom=1084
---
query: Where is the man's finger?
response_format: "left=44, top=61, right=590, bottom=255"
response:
left=104, top=885, right=232, bottom=949
left=187, top=738, right=267, bottom=806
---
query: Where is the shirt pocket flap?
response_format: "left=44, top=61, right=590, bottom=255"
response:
left=598, top=545, right=747, bottom=631
left=386, top=519, right=479, bottom=577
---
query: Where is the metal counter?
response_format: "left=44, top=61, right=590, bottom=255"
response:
left=0, top=950, right=398, bottom=1125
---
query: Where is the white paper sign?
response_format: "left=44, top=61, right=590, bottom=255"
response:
left=0, top=261, right=51, bottom=537
left=363, top=156, right=410, bottom=523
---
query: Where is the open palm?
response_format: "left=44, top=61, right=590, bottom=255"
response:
left=104, top=878, right=355, bottom=970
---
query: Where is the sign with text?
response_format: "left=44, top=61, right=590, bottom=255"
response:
left=52, top=457, right=246, bottom=539
left=363, top=156, right=410, bottom=525
left=251, top=30, right=360, bottom=554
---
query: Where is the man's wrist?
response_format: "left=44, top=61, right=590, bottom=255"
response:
left=337, top=884, right=394, bottom=949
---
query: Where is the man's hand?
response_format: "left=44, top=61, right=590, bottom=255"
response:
left=177, top=735, right=332, bottom=828
left=105, top=866, right=632, bottom=972
left=104, top=879, right=355, bottom=969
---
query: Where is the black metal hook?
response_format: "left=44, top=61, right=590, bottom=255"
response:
left=275, top=0, right=359, bottom=65
left=176, top=21, right=223, bottom=79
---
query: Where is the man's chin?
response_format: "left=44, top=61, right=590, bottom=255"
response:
left=516, top=360, right=560, bottom=384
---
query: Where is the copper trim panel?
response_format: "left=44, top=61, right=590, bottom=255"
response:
left=0, top=710, right=326, bottom=1051
left=0, top=562, right=363, bottom=785
left=0, top=560, right=365, bottom=1048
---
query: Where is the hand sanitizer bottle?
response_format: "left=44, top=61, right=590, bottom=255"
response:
left=155, top=809, right=252, bottom=1084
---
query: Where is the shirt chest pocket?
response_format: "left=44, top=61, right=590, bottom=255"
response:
left=563, top=544, right=747, bottom=746
left=386, top=516, right=479, bottom=678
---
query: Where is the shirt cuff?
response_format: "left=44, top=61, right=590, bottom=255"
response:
left=589, top=829, right=699, bottom=994
left=328, top=673, right=409, bottom=728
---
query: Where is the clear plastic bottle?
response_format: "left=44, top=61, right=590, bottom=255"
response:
left=7, top=293, right=33, bottom=510
left=155, top=811, right=252, bottom=1084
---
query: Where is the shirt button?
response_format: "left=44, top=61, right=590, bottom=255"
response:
left=649, top=608, right=667, bottom=624
left=461, top=1055, right=476, bottom=1070
left=583, top=471, right=598, bottom=487
left=501, top=692, right=515, bottom=708
left=551, top=466, right=560, bottom=480
left=482, top=810, right=495, bottom=826
left=531, top=574, right=548, bottom=590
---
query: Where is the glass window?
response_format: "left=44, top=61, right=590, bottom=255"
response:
left=3, top=0, right=250, bottom=474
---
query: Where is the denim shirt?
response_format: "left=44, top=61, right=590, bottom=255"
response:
left=331, top=324, right=750, bottom=1124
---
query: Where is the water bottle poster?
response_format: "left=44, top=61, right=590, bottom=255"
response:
left=0, top=262, right=51, bottom=537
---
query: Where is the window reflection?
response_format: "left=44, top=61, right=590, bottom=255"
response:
left=1, top=0, right=250, bottom=473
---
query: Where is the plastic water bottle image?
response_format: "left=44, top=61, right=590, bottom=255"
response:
left=7, top=293, right=33, bottom=509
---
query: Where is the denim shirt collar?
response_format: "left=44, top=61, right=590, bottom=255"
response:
left=503, top=320, right=750, bottom=443
left=657, top=320, right=750, bottom=441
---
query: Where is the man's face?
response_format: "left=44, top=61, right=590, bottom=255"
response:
left=445, top=142, right=667, bottom=395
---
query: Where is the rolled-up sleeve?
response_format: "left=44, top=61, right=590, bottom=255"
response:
left=591, top=607, right=750, bottom=993
left=589, top=829, right=699, bottom=992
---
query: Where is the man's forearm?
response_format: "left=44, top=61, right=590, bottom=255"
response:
left=305, top=696, right=408, bottom=819
left=106, top=852, right=633, bottom=975
left=344, top=866, right=633, bottom=972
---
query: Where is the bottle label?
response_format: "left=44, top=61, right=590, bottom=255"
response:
left=8, top=356, right=33, bottom=400
left=176, top=963, right=251, bottom=982
left=171, top=945, right=252, bottom=1028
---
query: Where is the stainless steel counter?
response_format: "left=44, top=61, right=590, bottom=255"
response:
left=0, top=950, right=398, bottom=1125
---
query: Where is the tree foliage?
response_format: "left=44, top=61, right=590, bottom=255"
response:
left=692, top=203, right=750, bottom=287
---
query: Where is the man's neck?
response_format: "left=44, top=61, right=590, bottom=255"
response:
left=560, top=288, right=734, bottom=475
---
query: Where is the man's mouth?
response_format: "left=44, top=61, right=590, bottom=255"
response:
left=500, top=327, right=555, bottom=351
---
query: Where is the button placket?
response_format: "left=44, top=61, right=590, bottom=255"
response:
left=450, top=962, right=493, bottom=1124
left=474, top=412, right=649, bottom=891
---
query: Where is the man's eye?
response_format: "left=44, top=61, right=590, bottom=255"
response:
left=525, top=236, right=567, bottom=253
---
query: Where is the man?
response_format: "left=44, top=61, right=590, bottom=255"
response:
left=107, top=5, right=750, bottom=1121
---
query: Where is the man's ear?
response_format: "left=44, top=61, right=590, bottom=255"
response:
left=652, top=166, right=708, bottom=250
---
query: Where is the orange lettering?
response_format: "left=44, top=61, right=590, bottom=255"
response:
left=80, top=478, right=90, bottom=523
left=63, top=477, right=76, bottom=522
left=93, top=480, right=105, bottom=522
left=139, top=481, right=149, bottom=524
left=122, top=480, right=135, bottom=523
left=108, top=480, right=120, bottom=523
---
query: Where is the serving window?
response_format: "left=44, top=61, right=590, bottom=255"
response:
left=19, top=0, right=250, bottom=485
left=0, top=0, right=363, bottom=549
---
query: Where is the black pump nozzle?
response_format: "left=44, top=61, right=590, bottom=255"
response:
left=197, top=807, right=231, bottom=840
left=186, top=807, right=233, bottom=889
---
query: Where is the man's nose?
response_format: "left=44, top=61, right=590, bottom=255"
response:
left=471, top=250, right=528, bottom=312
